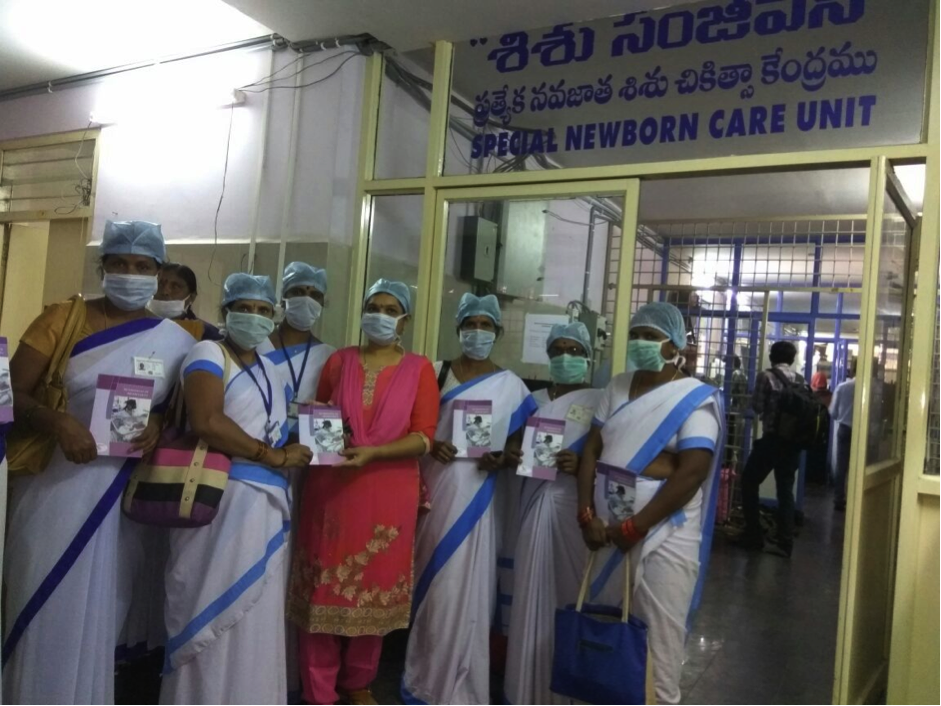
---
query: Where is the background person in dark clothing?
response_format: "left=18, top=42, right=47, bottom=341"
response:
left=738, top=341, right=803, bottom=557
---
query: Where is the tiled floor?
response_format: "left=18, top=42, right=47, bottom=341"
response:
left=371, top=484, right=844, bottom=705
left=679, top=484, right=844, bottom=704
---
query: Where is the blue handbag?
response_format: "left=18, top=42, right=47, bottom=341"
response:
left=550, top=552, right=652, bottom=704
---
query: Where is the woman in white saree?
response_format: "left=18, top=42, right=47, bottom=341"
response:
left=4, top=221, right=199, bottom=704
left=504, top=322, right=603, bottom=706
left=403, top=293, right=538, bottom=705
left=160, top=274, right=313, bottom=705
left=577, top=303, right=723, bottom=705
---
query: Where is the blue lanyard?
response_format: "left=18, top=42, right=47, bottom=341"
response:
left=228, top=344, right=273, bottom=419
left=278, top=330, right=313, bottom=401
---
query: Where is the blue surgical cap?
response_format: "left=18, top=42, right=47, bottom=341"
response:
left=283, top=261, right=327, bottom=296
left=630, top=302, right=687, bottom=349
left=364, top=278, right=411, bottom=314
left=547, top=322, right=593, bottom=357
left=99, top=220, right=166, bottom=264
left=456, top=293, right=502, bottom=326
left=222, top=273, right=277, bottom=307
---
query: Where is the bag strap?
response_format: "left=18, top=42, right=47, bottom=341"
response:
left=436, top=360, right=452, bottom=391
left=768, top=366, right=793, bottom=388
left=44, top=295, right=87, bottom=385
left=216, top=342, right=233, bottom=385
left=575, top=551, right=633, bottom=624
left=574, top=551, right=595, bottom=613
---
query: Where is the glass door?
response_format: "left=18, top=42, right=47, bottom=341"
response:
left=425, top=180, right=640, bottom=383
left=834, top=158, right=919, bottom=704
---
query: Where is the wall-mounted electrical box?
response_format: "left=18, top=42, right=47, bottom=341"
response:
left=459, top=216, right=498, bottom=283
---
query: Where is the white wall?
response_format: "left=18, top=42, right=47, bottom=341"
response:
left=0, top=46, right=367, bottom=342
left=0, top=47, right=365, bottom=249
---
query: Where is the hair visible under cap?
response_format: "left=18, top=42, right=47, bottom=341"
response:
left=160, top=263, right=198, bottom=296
left=283, top=261, right=327, bottom=295
left=546, top=322, right=593, bottom=357
left=364, top=278, right=411, bottom=314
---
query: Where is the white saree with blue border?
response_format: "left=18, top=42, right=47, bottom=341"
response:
left=403, top=367, right=537, bottom=706
left=504, top=387, right=603, bottom=706
left=588, top=373, right=723, bottom=705
left=159, top=340, right=292, bottom=705
left=2, top=317, right=195, bottom=705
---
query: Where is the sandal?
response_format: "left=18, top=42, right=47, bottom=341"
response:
left=340, top=688, right=377, bottom=705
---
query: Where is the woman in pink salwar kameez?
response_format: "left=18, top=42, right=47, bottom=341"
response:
left=288, top=279, right=439, bottom=705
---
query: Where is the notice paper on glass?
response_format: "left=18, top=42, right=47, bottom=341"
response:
left=597, top=461, right=638, bottom=523
left=453, top=400, right=493, bottom=458
left=299, top=405, right=346, bottom=465
left=518, top=416, right=565, bottom=481
left=0, top=337, right=13, bottom=423
left=91, top=374, right=154, bottom=457
left=522, top=314, right=571, bottom=365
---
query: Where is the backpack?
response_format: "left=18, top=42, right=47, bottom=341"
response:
left=768, top=367, right=830, bottom=450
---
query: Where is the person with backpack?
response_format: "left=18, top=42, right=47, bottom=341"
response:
left=738, top=340, right=824, bottom=558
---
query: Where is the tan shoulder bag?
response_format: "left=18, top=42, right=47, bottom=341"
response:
left=7, top=295, right=88, bottom=476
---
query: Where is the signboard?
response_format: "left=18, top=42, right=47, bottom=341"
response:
left=449, top=0, right=929, bottom=172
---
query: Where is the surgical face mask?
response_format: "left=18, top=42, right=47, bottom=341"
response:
left=460, top=329, right=496, bottom=361
left=102, top=274, right=158, bottom=311
left=226, top=311, right=275, bottom=350
left=147, top=298, right=187, bottom=319
left=627, top=339, right=672, bottom=373
left=549, top=354, right=589, bottom=384
left=361, top=312, right=403, bottom=345
left=284, top=296, right=323, bottom=332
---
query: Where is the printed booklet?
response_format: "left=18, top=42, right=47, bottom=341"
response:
left=299, top=405, right=346, bottom=464
left=518, top=416, right=566, bottom=481
left=91, top=374, right=154, bottom=457
left=597, top=461, right=638, bottom=522
left=453, top=400, right=493, bottom=458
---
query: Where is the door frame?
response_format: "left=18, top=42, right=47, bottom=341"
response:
left=833, top=157, right=921, bottom=704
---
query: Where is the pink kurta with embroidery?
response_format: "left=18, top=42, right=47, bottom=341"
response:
left=288, top=347, right=439, bottom=636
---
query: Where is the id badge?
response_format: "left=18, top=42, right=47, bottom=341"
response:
left=566, top=404, right=592, bottom=425
left=266, top=419, right=282, bottom=445
left=133, top=357, right=165, bottom=379
left=288, top=400, right=299, bottom=421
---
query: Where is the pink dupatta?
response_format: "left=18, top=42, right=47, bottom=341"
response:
left=333, top=346, right=423, bottom=448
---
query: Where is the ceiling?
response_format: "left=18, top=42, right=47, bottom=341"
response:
left=0, top=0, right=681, bottom=93
left=0, top=0, right=271, bottom=92
left=221, top=0, right=680, bottom=52
left=640, top=166, right=928, bottom=220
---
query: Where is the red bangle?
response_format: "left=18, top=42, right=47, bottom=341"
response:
left=620, top=517, right=647, bottom=544
left=577, top=507, right=595, bottom=528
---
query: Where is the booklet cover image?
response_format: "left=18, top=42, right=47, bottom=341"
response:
left=518, top=416, right=565, bottom=481
left=91, top=375, right=155, bottom=457
left=597, top=461, right=638, bottom=523
left=453, top=400, right=493, bottom=458
left=299, top=405, right=345, bottom=464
